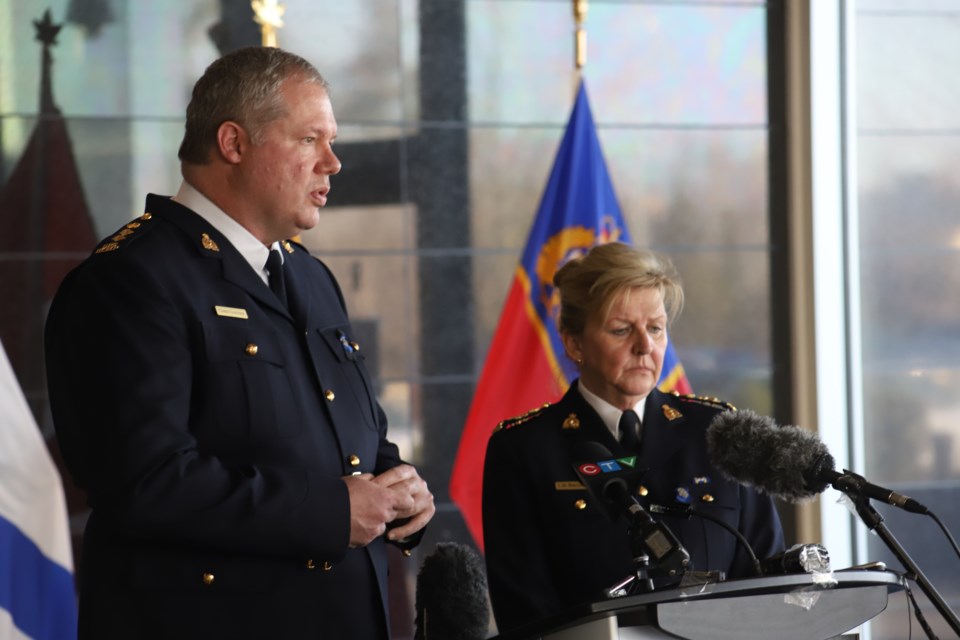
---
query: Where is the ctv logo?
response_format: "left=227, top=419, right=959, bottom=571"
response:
left=577, top=456, right=636, bottom=476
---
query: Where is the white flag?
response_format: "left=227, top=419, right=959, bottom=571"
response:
left=0, top=339, right=76, bottom=639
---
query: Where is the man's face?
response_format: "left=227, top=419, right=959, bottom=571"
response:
left=239, top=78, right=341, bottom=243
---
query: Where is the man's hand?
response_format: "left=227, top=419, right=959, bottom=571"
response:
left=371, top=464, right=435, bottom=541
left=343, top=473, right=415, bottom=548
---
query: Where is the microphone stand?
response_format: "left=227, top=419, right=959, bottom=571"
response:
left=604, top=512, right=674, bottom=598
left=605, top=552, right=654, bottom=598
left=848, top=491, right=960, bottom=636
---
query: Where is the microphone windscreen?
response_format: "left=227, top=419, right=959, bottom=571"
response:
left=414, top=542, right=489, bottom=640
left=706, top=409, right=833, bottom=503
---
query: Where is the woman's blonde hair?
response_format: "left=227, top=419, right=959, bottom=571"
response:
left=553, top=242, right=684, bottom=335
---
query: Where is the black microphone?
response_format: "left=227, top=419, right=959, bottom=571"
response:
left=413, top=542, right=490, bottom=640
left=573, top=442, right=690, bottom=576
left=706, top=409, right=929, bottom=514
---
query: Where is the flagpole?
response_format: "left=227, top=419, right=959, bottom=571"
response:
left=574, top=0, right=588, bottom=71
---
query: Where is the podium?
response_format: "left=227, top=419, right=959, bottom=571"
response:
left=493, top=569, right=904, bottom=640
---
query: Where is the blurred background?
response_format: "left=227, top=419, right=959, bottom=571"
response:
left=1, top=0, right=959, bottom=637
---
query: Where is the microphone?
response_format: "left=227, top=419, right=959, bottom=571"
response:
left=413, top=542, right=489, bottom=640
left=706, top=409, right=929, bottom=514
left=573, top=442, right=690, bottom=576
left=759, top=543, right=831, bottom=576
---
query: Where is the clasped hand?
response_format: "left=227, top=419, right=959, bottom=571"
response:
left=344, top=464, right=435, bottom=548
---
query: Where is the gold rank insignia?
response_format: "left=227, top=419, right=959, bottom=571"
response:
left=677, top=393, right=737, bottom=412
left=282, top=240, right=294, bottom=253
left=562, top=413, right=581, bottom=430
left=201, top=233, right=220, bottom=252
left=94, top=214, right=152, bottom=254
left=662, top=404, right=683, bottom=421
left=494, top=404, right=550, bottom=433
left=94, top=242, right=119, bottom=254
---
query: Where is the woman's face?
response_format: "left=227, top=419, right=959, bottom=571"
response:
left=562, top=287, right=668, bottom=409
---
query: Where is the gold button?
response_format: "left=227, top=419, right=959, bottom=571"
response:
left=202, top=572, right=215, bottom=585
left=323, top=561, right=333, bottom=571
left=702, top=494, right=715, bottom=503
left=142, top=212, right=152, bottom=220
left=245, top=343, right=258, bottom=356
left=349, top=454, right=360, bottom=467
left=325, top=389, right=335, bottom=401
left=402, top=549, right=412, bottom=557
left=306, top=559, right=316, bottom=570
left=574, top=499, right=587, bottom=510
left=637, top=485, right=649, bottom=497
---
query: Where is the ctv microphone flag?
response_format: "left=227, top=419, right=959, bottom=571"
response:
left=0, top=339, right=77, bottom=640
left=449, top=81, right=692, bottom=549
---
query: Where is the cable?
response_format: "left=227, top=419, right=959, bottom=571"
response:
left=650, top=504, right=762, bottom=577
left=903, top=576, right=938, bottom=640
left=927, top=511, right=960, bottom=561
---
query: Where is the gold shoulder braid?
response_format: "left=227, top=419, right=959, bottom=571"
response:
left=676, top=393, right=737, bottom=412
left=94, top=212, right=153, bottom=254
left=494, top=404, right=551, bottom=433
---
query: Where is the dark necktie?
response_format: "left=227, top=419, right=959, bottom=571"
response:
left=266, top=249, right=288, bottom=308
left=619, top=409, right=641, bottom=451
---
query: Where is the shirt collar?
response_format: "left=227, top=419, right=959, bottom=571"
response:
left=577, top=380, right=647, bottom=441
left=172, top=181, right=282, bottom=284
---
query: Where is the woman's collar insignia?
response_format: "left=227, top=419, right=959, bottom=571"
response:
left=201, top=233, right=219, bottom=252
left=662, top=405, right=683, bottom=421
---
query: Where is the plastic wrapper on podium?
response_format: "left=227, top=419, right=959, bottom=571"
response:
left=491, top=569, right=903, bottom=640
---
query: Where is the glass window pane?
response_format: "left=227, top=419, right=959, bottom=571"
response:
left=857, top=11, right=960, bottom=130
left=671, top=250, right=773, bottom=413
left=853, top=3, right=960, bottom=637
left=467, top=1, right=766, bottom=126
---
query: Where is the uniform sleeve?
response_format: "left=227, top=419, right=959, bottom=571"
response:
left=733, top=485, right=786, bottom=577
left=482, top=431, right=561, bottom=633
left=45, top=255, right=351, bottom=561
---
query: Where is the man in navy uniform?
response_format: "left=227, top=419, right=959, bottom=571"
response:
left=45, top=46, right=434, bottom=639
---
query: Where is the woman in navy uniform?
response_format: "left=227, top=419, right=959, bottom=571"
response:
left=45, top=47, right=434, bottom=639
left=482, top=243, right=783, bottom=633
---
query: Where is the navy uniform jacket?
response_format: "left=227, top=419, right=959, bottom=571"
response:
left=482, top=382, right=785, bottom=633
left=45, top=194, right=416, bottom=639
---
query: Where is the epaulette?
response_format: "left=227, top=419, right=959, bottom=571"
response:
left=93, top=212, right=154, bottom=255
left=493, top=403, right=551, bottom=433
left=671, top=391, right=737, bottom=412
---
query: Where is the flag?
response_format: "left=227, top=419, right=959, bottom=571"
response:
left=449, top=81, right=691, bottom=549
left=0, top=339, right=77, bottom=640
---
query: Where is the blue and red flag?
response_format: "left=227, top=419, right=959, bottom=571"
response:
left=449, top=81, right=691, bottom=549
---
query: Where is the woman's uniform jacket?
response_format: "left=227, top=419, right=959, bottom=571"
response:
left=482, top=381, right=785, bottom=633
left=45, top=195, right=418, bottom=639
